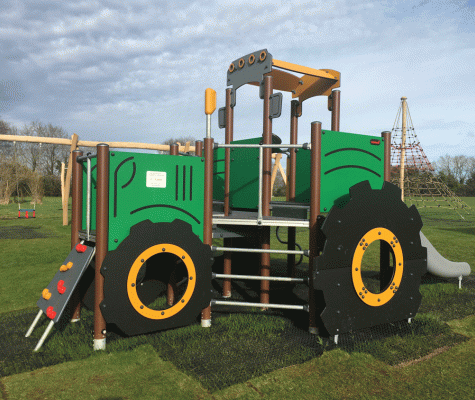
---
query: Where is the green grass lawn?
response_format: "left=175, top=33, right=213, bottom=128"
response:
left=0, top=196, right=474, bottom=399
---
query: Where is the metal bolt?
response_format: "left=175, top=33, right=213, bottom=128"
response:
left=140, top=305, right=144, bottom=309
left=131, top=283, right=135, bottom=287
left=190, top=276, right=193, bottom=280
left=393, top=290, right=396, bottom=293
left=161, top=311, right=165, bottom=315
left=111, top=153, right=115, bottom=156
left=162, top=248, right=166, bottom=252
left=362, top=295, right=365, bottom=298
left=365, top=290, right=368, bottom=294
left=359, top=292, right=362, bottom=295
left=141, top=259, right=144, bottom=263
left=101, top=329, right=107, bottom=335
left=378, top=232, right=381, bottom=235
left=114, top=239, right=118, bottom=243
left=355, top=268, right=359, bottom=271
left=362, top=239, right=365, bottom=242
left=181, top=299, right=185, bottom=303
left=182, top=255, right=185, bottom=259
left=378, top=299, right=380, bottom=302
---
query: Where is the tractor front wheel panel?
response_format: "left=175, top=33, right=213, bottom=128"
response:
left=313, top=181, right=427, bottom=336
left=100, top=219, right=213, bottom=336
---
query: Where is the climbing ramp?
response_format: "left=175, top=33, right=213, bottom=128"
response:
left=25, top=243, right=95, bottom=351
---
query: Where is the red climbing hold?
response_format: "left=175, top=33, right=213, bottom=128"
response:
left=46, top=306, right=56, bottom=319
left=76, top=243, right=87, bottom=253
left=57, top=280, right=66, bottom=294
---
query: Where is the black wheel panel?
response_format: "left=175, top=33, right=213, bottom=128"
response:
left=313, top=181, right=427, bottom=336
left=100, top=219, right=213, bottom=336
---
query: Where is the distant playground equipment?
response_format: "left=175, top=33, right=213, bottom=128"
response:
left=25, top=49, right=471, bottom=351
left=390, top=97, right=471, bottom=216
left=18, top=203, right=36, bottom=219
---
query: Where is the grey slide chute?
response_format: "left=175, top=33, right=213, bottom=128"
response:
left=420, top=231, right=471, bottom=279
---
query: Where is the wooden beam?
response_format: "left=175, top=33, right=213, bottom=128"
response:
left=271, top=153, right=283, bottom=195
left=61, top=162, right=65, bottom=205
left=63, top=134, right=79, bottom=226
left=0, top=134, right=196, bottom=153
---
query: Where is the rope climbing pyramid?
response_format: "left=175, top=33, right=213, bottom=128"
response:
left=390, top=97, right=471, bottom=216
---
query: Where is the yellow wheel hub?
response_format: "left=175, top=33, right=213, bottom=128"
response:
left=352, top=228, right=403, bottom=307
left=127, top=244, right=196, bottom=320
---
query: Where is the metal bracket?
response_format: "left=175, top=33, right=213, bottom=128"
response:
left=218, top=107, right=226, bottom=129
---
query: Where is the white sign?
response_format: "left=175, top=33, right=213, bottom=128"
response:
left=146, top=171, right=167, bottom=188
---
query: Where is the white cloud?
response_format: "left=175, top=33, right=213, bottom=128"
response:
left=0, top=0, right=473, bottom=161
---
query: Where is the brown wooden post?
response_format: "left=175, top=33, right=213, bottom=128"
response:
left=167, top=144, right=179, bottom=305
left=170, top=144, right=179, bottom=156
left=201, top=137, right=214, bottom=326
left=329, top=90, right=340, bottom=132
left=70, top=150, right=83, bottom=322
left=380, top=130, right=393, bottom=290
left=260, top=75, right=273, bottom=306
left=381, top=131, right=391, bottom=182
left=287, top=100, right=301, bottom=277
left=195, top=140, right=203, bottom=157
left=223, top=88, right=234, bottom=298
left=309, top=122, right=322, bottom=334
left=94, top=144, right=109, bottom=350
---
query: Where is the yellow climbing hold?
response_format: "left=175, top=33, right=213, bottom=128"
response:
left=60, top=261, right=73, bottom=272
left=42, top=288, right=51, bottom=300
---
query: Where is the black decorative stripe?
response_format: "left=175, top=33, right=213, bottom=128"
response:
left=114, top=157, right=135, bottom=218
left=121, top=162, right=136, bottom=189
left=130, top=204, right=200, bottom=224
left=183, top=165, right=186, bottom=201
left=190, top=166, right=193, bottom=201
left=325, top=148, right=381, bottom=161
left=214, top=159, right=225, bottom=163
left=175, top=165, right=179, bottom=201
left=213, top=172, right=225, bottom=175
left=324, top=165, right=381, bottom=178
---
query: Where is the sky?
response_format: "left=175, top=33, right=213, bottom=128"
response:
left=1, top=0, right=474, bottom=163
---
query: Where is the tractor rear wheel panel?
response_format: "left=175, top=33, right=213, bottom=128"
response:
left=100, top=219, right=213, bottom=336
left=313, top=181, right=427, bottom=336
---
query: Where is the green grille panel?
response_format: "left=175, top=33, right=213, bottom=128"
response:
left=295, top=130, right=385, bottom=211
left=213, top=147, right=225, bottom=202
left=229, top=137, right=261, bottom=210
left=82, top=151, right=204, bottom=251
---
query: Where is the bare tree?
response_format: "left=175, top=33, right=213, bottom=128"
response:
left=0, top=119, right=15, bottom=160
left=42, top=123, right=69, bottom=176
left=434, top=154, right=475, bottom=184
left=160, top=136, right=197, bottom=154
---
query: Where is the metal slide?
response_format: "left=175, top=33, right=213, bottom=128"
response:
left=420, top=232, right=471, bottom=286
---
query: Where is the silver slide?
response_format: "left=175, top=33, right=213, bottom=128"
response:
left=420, top=232, right=471, bottom=284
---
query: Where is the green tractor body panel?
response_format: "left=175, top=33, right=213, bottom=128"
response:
left=295, top=130, right=385, bottom=211
left=82, top=151, right=204, bottom=251
left=229, top=137, right=261, bottom=210
left=213, top=136, right=280, bottom=210
left=213, top=146, right=225, bottom=202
